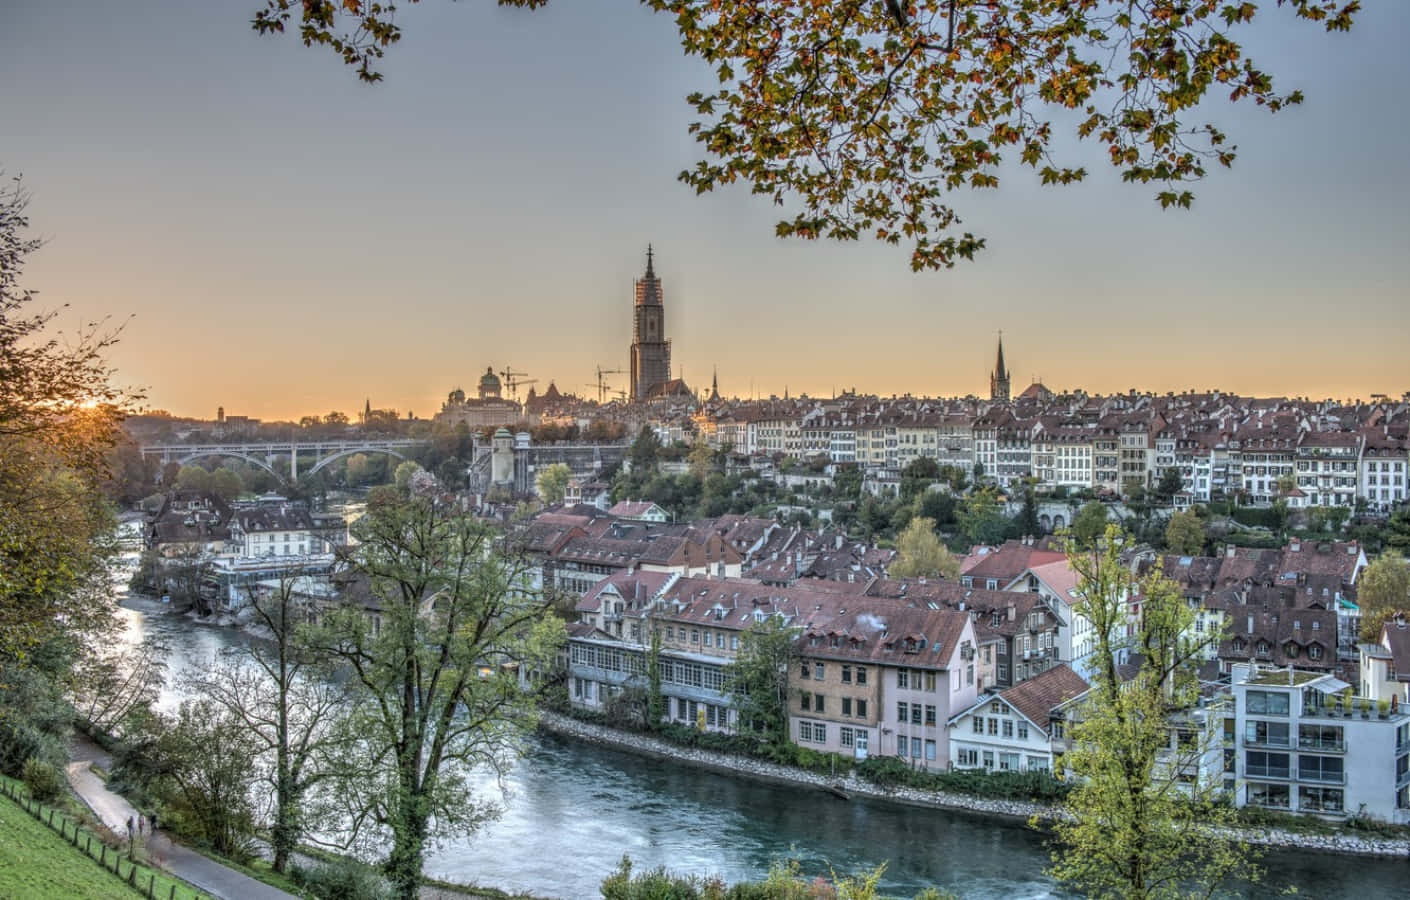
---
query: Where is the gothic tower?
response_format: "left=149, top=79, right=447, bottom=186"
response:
left=989, top=334, right=1011, bottom=402
left=629, top=245, right=671, bottom=401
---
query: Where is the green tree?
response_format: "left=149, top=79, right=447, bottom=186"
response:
left=1163, top=509, right=1206, bottom=556
left=1154, top=468, right=1184, bottom=504
left=724, top=617, right=797, bottom=750
left=209, top=467, right=244, bottom=501
left=687, top=439, right=715, bottom=480
left=890, top=517, right=960, bottom=580
left=1357, top=551, right=1410, bottom=642
left=253, top=1, right=1358, bottom=269
left=833, top=463, right=863, bottom=499
left=392, top=459, right=424, bottom=493
left=1015, top=486, right=1040, bottom=538
left=628, top=426, right=661, bottom=473
left=1050, top=525, right=1252, bottom=899
left=535, top=462, right=572, bottom=505
left=646, top=627, right=664, bottom=730
left=917, top=490, right=957, bottom=529
left=187, top=572, right=352, bottom=873
left=307, top=492, right=565, bottom=900
left=956, top=486, right=1008, bottom=546
left=1069, top=500, right=1110, bottom=549
left=175, top=464, right=213, bottom=495
left=900, top=456, right=940, bottom=501
left=1387, top=505, right=1410, bottom=553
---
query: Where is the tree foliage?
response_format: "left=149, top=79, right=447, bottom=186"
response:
left=1050, top=525, right=1253, bottom=899
left=535, top=462, right=572, bottom=505
left=1163, top=508, right=1205, bottom=555
left=1068, top=500, right=1110, bottom=549
left=723, top=617, right=797, bottom=750
left=1357, top=550, right=1410, bottom=642
left=306, top=491, right=564, bottom=900
left=253, top=1, right=1357, bottom=269
left=890, top=517, right=960, bottom=579
left=956, top=485, right=1008, bottom=545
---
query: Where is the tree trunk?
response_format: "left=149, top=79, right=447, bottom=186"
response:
left=385, top=796, right=429, bottom=900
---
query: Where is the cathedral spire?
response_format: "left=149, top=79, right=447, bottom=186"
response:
left=645, top=243, right=655, bottom=279
left=995, top=331, right=1006, bottom=380
left=990, top=331, right=1011, bottom=403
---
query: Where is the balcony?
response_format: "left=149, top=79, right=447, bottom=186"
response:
left=1298, top=771, right=1345, bottom=785
left=1297, top=737, right=1345, bottom=753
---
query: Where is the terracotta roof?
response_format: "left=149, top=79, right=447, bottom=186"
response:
left=997, top=664, right=1088, bottom=734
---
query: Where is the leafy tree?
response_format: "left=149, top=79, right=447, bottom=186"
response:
left=253, top=1, right=1358, bottom=269
left=1154, top=468, right=1184, bottom=504
left=175, top=464, right=213, bottom=494
left=724, top=617, right=797, bottom=750
left=833, top=463, right=863, bottom=499
left=1357, top=551, right=1410, bottom=642
left=69, top=635, right=167, bottom=737
left=956, top=486, right=1008, bottom=545
left=917, top=489, right=957, bottom=529
left=890, top=517, right=960, bottom=580
left=1379, top=504, right=1410, bottom=553
left=1069, top=500, right=1109, bottom=549
left=307, top=492, right=564, bottom=900
left=209, top=466, right=244, bottom=501
left=646, top=627, right=665, bottom=730
left=1163, top=509, right=1205, bottom=556
left=324, top=410, right=349, bottom=426
left=1015, top=486, right=1040, bottom=538
left=535, top=462, right=572, bottom=505
left=188, top=572, right=353, bottom=873
left=1274, top=473, right=1298, bottom=498
left=392, top=460, right=424, bottom=493
left=1051, top=525, right=1253, bottom=899
left=628, top=426, right=661, bottom=473
left=900, top=456, right=940, bottom=501
left=124, top=700, right=262, bottom=860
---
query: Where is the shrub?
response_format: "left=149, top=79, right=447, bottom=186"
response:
left=21, top=757, right=65, bottom=803
left=291, top=858, right=390, bottom=900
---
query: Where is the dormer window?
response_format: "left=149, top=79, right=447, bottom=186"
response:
left=1257, top=641, right=1270, bottom=655
left=1309, top=645, right=1322, bottom=660
left=1285, top=643, right=1299, bottom=658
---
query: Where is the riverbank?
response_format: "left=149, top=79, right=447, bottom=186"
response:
left=536, top=711, right=1410, bottom=859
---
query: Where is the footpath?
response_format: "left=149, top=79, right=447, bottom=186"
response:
left=66, top=735, right=297, bottom=900
left=538, top=711, right=1410, bottom=859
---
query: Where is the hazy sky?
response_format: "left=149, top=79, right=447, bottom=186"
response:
left=4, top=1, right=1407, bottom=420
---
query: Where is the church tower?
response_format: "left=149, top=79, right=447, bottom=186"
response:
left=989, top=334, right=1011, bottom=403
left=629, top=245, right=671, bottom=401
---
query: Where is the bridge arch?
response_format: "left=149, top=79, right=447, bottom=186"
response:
left=306, top=446, right=409, bottom=479
left=170, top=451, right=287, bottom=485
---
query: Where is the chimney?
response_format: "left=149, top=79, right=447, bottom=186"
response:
left=1008, top=604, right=1016, bottom=621
left=1226, top=545, right=1236, bottom=558
left=1247, top=615, right=1254, bottom=635
left=1290, top=539, right=1300, bottom=552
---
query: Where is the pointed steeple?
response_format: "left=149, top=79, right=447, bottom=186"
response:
left=709, top=366, right=720, bottom=402
left=645, top=243, right=655, bottom=279
left=995, top=331, right=1006, bottom=380
left=989, top=331, right=1012, bottom=403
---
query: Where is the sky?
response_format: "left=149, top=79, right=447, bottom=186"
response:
left=3, top=1, right=1408, bottom=420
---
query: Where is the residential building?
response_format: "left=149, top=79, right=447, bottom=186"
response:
left=948, top=663, right=1089, bottom=773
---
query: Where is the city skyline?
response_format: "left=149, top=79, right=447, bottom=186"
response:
left=3, top=1, right=1408, bottom=420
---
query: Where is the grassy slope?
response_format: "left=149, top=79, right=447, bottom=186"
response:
left=0, top=795, right=140, bottom=900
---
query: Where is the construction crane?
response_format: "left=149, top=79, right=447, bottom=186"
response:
left=498, top=368, right=537, bottom=400
left=589, top=365, right=626, bottom=403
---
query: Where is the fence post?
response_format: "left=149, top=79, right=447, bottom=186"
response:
left=85, top=834, right=91, bottom=855
left=168, top=885, right=175, bottom=900
left=100, top=845, right=106, bottom=867
left=148, top=873, right=155, bottom=898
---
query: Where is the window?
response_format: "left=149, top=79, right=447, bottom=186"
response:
left=814, top=694, right=825, bottom=714
left=798, top=721, right=813, bottom=742
left=1002, top=720, right=1014, bottom=738
left=1027, top=755, right=1048, bottom=772
left=911, top=705, right=922, bottom=725
left=1298, top=755, right=1343, bottom=784
left=841, top=665, right=852, bottom=684
left=691, top=629, right=699, bottom=643
left=716, top=633, right=725, bottom=649
left=925, top=740, right=937, bottom=761
left=911, top=737, right=923, bottom=758
left=988, top=718, right=998, bottom=736
left=897, top=669, right=909, bottom=689
left=856, top=667, right=867, bottom=685
left=1299, top=724, right=1343, bottom=751
left=1017, top=722, right=1029, bottom=741
left=800, top=694, right=810, bottom=711
left=842, top=697, right=852, bottom=717
left=925, top=671, right=937, bottom=692
left=982, top=750, right=995, bottom=769
left=1246, top=691, right=1290, bottom=716
left=925, top=705, right=936, bottom=726
left=973, top=716, right=984, bottom=734
left=1246, top=783, right=1290, bottom=809
left=898, top=702, right=908, bottom=722
left=1245, top=751, right=1291, bottom=779
left=840, top=727, right=855, bottom=748
left=815, top=663, right=825, bottom=680
left=731, top=635, right=739, bottom=651
left=800, top=662, right=810, bottom=679
left=957, top=748, right=979, bottom=767
left=1299, top=786, right=1343, bottom=812
left=814, top=723, right=826, bottom=743
left=1245, top=720, right=1290, bottom=747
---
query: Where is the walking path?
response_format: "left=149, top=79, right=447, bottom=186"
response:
left=66, top=735, right=297, bottom=900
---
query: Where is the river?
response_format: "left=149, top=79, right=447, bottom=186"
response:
left=106, top=542, right=1404, bottom=898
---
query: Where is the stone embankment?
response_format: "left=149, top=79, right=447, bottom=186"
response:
left=537, top=711, right=1410, bottom=859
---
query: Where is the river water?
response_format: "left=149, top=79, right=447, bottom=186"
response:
left=107, top=538, right=1405, bottom=899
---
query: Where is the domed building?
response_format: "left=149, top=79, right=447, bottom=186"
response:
left=434, top=366, right=521, bottom=429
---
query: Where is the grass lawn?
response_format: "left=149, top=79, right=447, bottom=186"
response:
left=0, top=793, right=140, bottom=899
